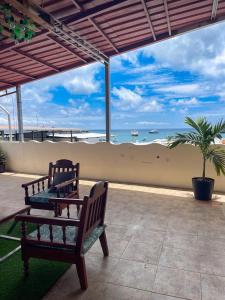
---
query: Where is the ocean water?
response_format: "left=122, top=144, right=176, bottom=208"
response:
left=94, top=128, right=190, bottom=144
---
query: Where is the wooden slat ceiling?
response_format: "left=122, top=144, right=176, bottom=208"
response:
left=0, top=0, right=225, bottom=91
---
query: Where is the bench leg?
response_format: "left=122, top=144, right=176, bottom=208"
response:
left=23, top=257, right=29, bottom=277
left=7, top=220, right=18, bottom=234
left=99, top=231, right=109, bottom=257
left=76, top=256, right=88, bottom=290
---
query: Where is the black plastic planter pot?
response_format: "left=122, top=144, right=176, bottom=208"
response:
left=0, top=164, right=5, bottom=173
left=192, top=177, right=214, bottom=201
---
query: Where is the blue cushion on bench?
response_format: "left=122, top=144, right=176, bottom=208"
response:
left=29, top=189, right=64, bottom=204
left=29, top=224, right=105, bottom=254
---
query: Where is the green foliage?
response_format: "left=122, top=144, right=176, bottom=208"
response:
left=0, top=4, right=36, bottom=42
left=0, top=149, right=7, bottom=165
left=168, top=117, right=225, bottom=178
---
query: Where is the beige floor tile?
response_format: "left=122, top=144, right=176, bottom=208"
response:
left=140, top=215, right=168, bottom=231
left=200, top=252, right=225, bottom=276
left=108, top=259, right=157, bottom=291
left=159, top=246, right=200, bottom=272
left=85, top=253, right=120, bottom=282
left=89, top=237, right=129, bottom=258
left=197, top=236, right=225, bottom=255
left=131, top=228, right=166, bottom=243
left=167, top=217, right=200, bottom=235
left=164, top=232, right=198, bottom=250
left=201, top=274, right=225, bottom=300
left=153, top=266, right=201, bottom=300
left=150, top=293, right=184, bottom=300
left=105, top=224, right=135, bottom=241
left=122, top=240, right=162, bottom=264
left=80, top=282, right=152, bottom=300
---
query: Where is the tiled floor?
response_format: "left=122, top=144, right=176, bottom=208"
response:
left=1, top=173, right=225, bottom=300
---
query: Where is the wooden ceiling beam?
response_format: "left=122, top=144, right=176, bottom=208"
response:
left=164, top=0, right=171, bottom=36
left=47, top=34, right=88, bottom=63
left=140, top=0, right=156, bottom=41
left=87, top=18, right=119, bottom=53
left=70, top=1, right=119, bottom=53
left=0, top=80, right=14, bottom=87
left=70, top=0, right=82, bottom=11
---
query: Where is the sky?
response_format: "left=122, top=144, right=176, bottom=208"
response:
left=1, top=21, right=225, bottom=130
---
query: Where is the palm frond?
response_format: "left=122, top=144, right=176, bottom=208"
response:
left=168, top=132, right=202, bottom=149
left=207, top=148, right=225, bottom=176
left=167, top=116, right=225, bottom=178
left=212, top=119, right=225, bottom=138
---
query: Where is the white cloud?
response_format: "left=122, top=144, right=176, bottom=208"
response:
left=111, top=50, right=141, bottom=72
left=157, top=84, right=199, bottom=95
left=139, top=99, right=163, bottom=112
left=112, top=86, right=142, bottom=110
left=137, top=121, right=168, bottom=125
left=61, top=99, right=90, bottom=116
left=22, top=63, right=101, bottom=105
left=170, top=97, right=199, bottom=106
left=142, top=22, right=225, bottom=78
left=112, top=86, right=163, bottom=113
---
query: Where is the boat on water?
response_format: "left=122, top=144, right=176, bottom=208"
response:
left=131, top=130, right=138, bottom=136
left=149, top=130, right=159, bottom=134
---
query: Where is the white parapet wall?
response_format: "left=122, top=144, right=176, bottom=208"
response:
left=1, top=141, right=225, bottom=192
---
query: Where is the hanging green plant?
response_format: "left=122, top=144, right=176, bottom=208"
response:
left=0, top=3, right=36, bottom=42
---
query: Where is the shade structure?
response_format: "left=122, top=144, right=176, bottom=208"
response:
left=0, top=0, right=225, bottom=91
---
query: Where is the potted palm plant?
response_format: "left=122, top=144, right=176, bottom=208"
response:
left=0, top=149, right=6, bottom=173
left=168, top=117, right=225, bottom=200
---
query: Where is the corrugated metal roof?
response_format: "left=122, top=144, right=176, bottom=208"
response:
left=0, top=0, right=225, bottom=91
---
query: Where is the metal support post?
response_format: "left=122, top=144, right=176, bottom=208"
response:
left=16, top=85, right=24, bottom=142
left=105, top=61, right=111, bottom=142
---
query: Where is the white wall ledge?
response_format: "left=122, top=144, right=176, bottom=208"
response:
left=1, top=141, right=225, bottom=193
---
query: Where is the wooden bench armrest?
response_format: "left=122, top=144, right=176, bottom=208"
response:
left=22, top=175, right=49, bottom=188
left=15, top=214, right=80, bottom=227
left=54, top=177, right=79, bottom=190
left=49, top=197, right=84, bottom=205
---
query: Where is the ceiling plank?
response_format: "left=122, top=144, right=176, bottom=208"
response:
left=0, top=30, right=49, bottom=52
left=140, top=0, right=156, bottom=41
left=164, top=0, right=171, bottom=36
left=12, top=48, right=60, bottom=72
left=0, top=65, right=36, bottom=79
left=63, top=0, right=130, bottom=24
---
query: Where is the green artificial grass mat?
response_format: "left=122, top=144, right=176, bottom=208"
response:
left=0, top=221, right=70, bottom=300
left=0, top=219, right=36, bottom=237
left=0, top=252, right=70, bottom=300
left=0, top=239, right=19, bottom=258
left=0, top=220, right=34, bottom=259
